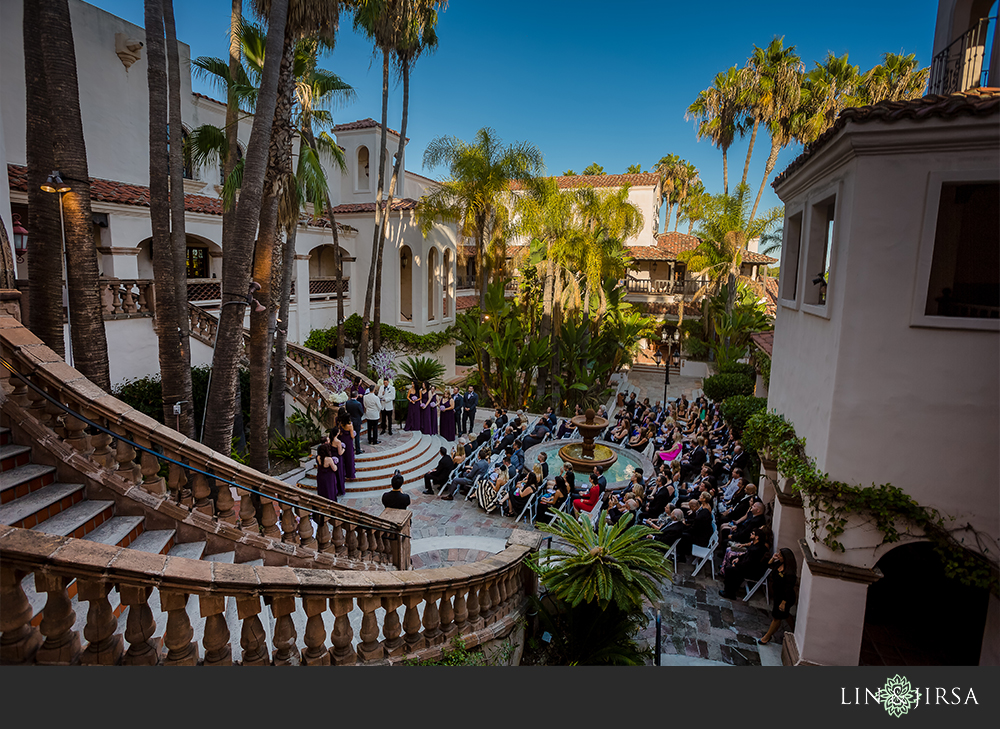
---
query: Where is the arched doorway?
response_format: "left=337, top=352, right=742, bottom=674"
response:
left=427, top=247, right=438, bottom=321
left=357, top=146, right=370, bottom=191
left=400, top=245, right=413, bottom=322
left=860, top=542, right=990, bottom=665
left=443, top=249, right=453, bottom=317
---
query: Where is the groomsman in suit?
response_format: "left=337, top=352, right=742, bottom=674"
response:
left=462, top=386, right=479, bottom=435
left=453, top=388, right=466, bottom=436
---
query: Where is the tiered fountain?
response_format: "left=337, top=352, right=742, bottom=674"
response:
left=558, top=408, right=618, bottom=472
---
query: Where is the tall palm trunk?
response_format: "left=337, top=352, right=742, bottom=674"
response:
left=39, top=0, right=110, bottom=391
left=373, top=60, right=412, bottom=354
left=741, top=119, right=759, bottom=189
left=268, top=221, right=297, bottom=436
left=550, top=273, right=564, bottom=411
left=249, top=34, right=296, bottom=473
left=749, top=137, right=781, bottom=227
left=722, top=148, right=729, bottom=196
left=163, top=0, right=194, bottom=436
left=23, top=1, right=63, bottom=353
left=536, top=259, right=553, bottom=403
left=357, top=50, right=390, bottom=373
left=203, top=0, right=288, bottom=456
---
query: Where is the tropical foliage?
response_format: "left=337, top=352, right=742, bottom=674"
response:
left=398, top=355, right=446, bottom=387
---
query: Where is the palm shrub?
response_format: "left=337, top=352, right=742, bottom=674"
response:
left=529, top=509, right=671, bottom=665
left=399, top=355, right=445, bottom=387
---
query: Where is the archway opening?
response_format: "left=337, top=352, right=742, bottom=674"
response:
left=427, top=247, right=438, bottom=321
left=357, top=146, right=370, bottom=191
left=443, top=249, right=453, bottom=317
left=400, top=245, right=413, bottom=322
left=860, top=542, right=990, bottom=665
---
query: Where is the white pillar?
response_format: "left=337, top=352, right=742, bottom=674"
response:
left=293, top=254, right=311, bottom=345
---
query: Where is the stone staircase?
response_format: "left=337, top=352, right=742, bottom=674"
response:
left=296, top=431, right=450, bottom=495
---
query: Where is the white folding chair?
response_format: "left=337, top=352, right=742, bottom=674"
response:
left=690, top=530, right=719, bottom=579
left=663, top=539, right=679, bottom=574
left=465, top=473, right=483, bottom=501
left=514, top=487, right=542, bottom=524
left=743, top=567, right=771, bottom=603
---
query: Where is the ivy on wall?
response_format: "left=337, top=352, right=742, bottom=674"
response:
left=305, top=313, right=457, bottom=356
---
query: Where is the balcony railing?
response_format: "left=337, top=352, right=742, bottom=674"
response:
left=929, top=16, right=996, bottom=95
left=186, top=279, right=221, bottom=302
left=625, top=278, right=708, bottom=296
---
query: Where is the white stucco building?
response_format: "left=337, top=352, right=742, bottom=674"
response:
left=767, top=0, right=998, bottom=666
left=0, top=0, right=458, bottom=385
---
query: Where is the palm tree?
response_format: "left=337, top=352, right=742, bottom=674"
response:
left=798, top=52, right=864, bottom=144
left=670, top=162, right=700, bottom=232
left=745, top=37, right=803, bottom=226
left=370, top=0, right=443, bottom=356
left=202, top=0, right=290, bottom=458
left=37, top=0, right=111, bottom=392
left=145, top=0, right=193, bottom=434
left=653, top=153, right=682, bottom=231
left=686, top=66, right=743, bottom=195
left=22, top=0, right=64, bottom=356
left=676, top=180, right=708, bottom=234
left=862, top=52, right=930, bottom=104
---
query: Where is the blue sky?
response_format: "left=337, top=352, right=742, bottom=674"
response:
left=89, top=0, right=940, bottom=227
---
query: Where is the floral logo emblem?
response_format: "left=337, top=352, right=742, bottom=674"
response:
left=879, top=675, right=918, bottom=717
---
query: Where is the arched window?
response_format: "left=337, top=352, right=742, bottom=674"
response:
left=357, top=146, right=370, bottom=191
left=400, top=245, right=413, bottom=322
left=443, top=249, right=453, bottom=318
left=427, top=247, right=438, bottom=322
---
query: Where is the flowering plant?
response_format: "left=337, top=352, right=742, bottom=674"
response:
left=370, top=348, right=399, bottom=382
left=324, top=362, right=351, bottom=396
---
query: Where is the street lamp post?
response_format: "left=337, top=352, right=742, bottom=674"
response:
left=40, top=171, right=73, bottom=367
left=654, top=328, right=683, bottom=406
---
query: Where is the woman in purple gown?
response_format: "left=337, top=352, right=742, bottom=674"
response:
left=336, top=413, right=356, bottom=480
left=315, top=443, right=338, bottom=503
left=425, top=385, right=439, bottom=436
left=439, top=386, right=456, bottom=441
left=405, top=381, right=422, bottom=432
left=331, top=429, right=347, bottom=497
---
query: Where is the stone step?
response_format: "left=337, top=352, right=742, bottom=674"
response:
left=0, top=463, right=57, bottom=505
left=0, top=426, right=11, bottom=446
left=30, top=499, right=115, bottom=540
left=299, top=436, right=446, bottom=493
left=167, top=540, right=207, bottom=560
left=128, top=529, right=176, bottom=556
left=0, top=482, right=85, bottom=529
left=0, top=444, right=32, bottom=472
left=353, top=431, right=423, bottom=464
left=83, top=515, right=145, bottom=549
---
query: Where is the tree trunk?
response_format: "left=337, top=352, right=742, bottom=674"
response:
left=741, top=118, right=759, bottom=190
left=722, top=148, right=729, bottom=196
left=357, top=50, right=390, bottom=374
left=749, top=137, right=781, bottom=228
left=39, top=0, right=110, bottom=392
left=536, top=259, right=553, bottom=403
left=248, top=34, right=296, bottom=473
left=269, top=222, right=296, bottom=437
left=476, top=220, right=490, bottom=390
left=550, top=273, right=563, bottom=412
left=373, top=60, right=412, bottom=355
left=203, top=0, right=288, bottom=456
left=163, top=0, right=194, bottom=437
left=23, top=1, right=64, bottom=354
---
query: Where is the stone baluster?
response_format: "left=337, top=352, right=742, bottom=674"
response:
left=44, top=392, right=66, bottom=438
left=138, top=439, right=165, bottom=496
left=372, top=531, right=385, bottom=564
left=160, top=591, right=199, bottom=665
left=466, top=583, right=483, bottom=631
left=280, top=504, right=298, bottom=544
left=259, top=496, right=280, bottom=538
left=136, top=282, right=151, bottom=314
left=191, top=472, right=213, bottom=515
left=356, top=596, right=383, bottom=662
left=89, top=428, right=115, bottom=470
left=358, top=527, right=371, bottom=561
left=315, top=517, right=332, bottom=553
left=346, top=525, right=360, bottom=560
left=300, top=597, right=330, bottom=665
left=237, top=595, right=269, bottom=666
left=452, top=587, right=469, bottom=637
left=439, top=589, right=457, bottom=641
left=120, top=584, right=158, bottom=665
left=402, top=594, right=425, bottom=653
left=238, top=489, right=258, bottom=532
left=479, top=578, right=494, bottom=623
left=297, top=508, right=316, bottom=550
left=26, top=384, right=51, bottom=429
left=114, top=432, right=141, bottom=485
left=213, top=478, right=236, bottom=523
left=78, top=579, right=124, bottom=665
left=63, top=413, right=90, bottom=454
left=329, top=597, right=356, bottom=665
left=331, top=519, right=346, bottom=556
left=33, top=572, right=82, bottom=665
left=270, top=596, right=299, bottom=666
left=0, top=567, right=44, bottom=664
left=7, top=370, right=30, bottom=407
left=380, top=596, right=404, bottom=659
left=167, top=461, right=189, bottom=505
left=199, top=594, right=232, bottom=666
left=421, top=590, right=443, bottom=647
left=489, top=578, right=503, bottom=622
left=110, top=281, right=124, bottom=315
left=121, top=284, right=136, bottom=314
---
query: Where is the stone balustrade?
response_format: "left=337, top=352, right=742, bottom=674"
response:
left=0, top=315, right=407, bottom=570
left=0, top=525, right=540, bottom=666
left=100, top=279, right=156, bottom=319
left=285, top=341, right=374, bottom=389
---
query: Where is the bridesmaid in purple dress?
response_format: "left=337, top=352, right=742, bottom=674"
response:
left=315, top=443, right=338, bottom=503
left=405, top=382, right=422, bottom=432
left=331, top=429, right=347, bottom=497
left=336, top=413, right=356, bottom=480
left=426, top=386, right=439, bottom=436
left=439, top=386, right=456, bottom=441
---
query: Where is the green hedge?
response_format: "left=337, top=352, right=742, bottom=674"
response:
left=720, top=395, right=767, bottom=434
left=305, top=313, right=457, bottom=356
left=703, top=372, right=754, bottom=403
left=719, top=362, right=756, bottom=381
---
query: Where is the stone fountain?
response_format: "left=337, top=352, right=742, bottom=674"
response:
left=558, top=408, right=619, bottom=472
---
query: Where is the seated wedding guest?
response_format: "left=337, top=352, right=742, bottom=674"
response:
left=381, top=471, right=411, bottom=509
left=474, top=419, right=493, bottom=449
left=443, top=449, right=490, bottom=500
left=536, top=477, right=569, bottom=525
left=532, top=451, right=549, bottom=481
left=556, top=418, right=576, bottom=439
left=721, top=483, right=756, bottom=522
left=573, top=473, right=601, bottom=516
left=676, top=493, right=714, bottom=562
left=720, top=526, right=773, bottom=599
left=422, top=446, right=455, bottom=495
left=561, top=462, right=577, bottom=494
left=628, top=426, right=652, bottom=452
left=646, top=508, right=687, bottom=545
left=638, top=476, right=675, bottom=522
left=475, top=464, right=510, bottom=513
left=505, top=469, right=540, bottom=517
left=522, top=420, right=550, bottom=449
left=722, top=500, right=766, bottom=548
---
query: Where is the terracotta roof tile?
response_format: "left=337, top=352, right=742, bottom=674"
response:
left=328, top=199, right=420, bottom=214
left=743, top=250, right=778, bottom=264
left=193, top=92, right=225, bottom=106
left=774, top=87, right=1000, bottom=188
left=627, top=232, right=701, bottom=261
left=751, top=331, right=774, bottom=357
left=456, top=295, right=478, bottom=311
left=510, top=172, right=660, bottom=191
left=333, top=118, right=407, bottom=140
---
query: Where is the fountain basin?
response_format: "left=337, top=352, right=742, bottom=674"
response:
left=558, top=441, right=618, bottom=471
left=524, top=439, right=655, bottom=493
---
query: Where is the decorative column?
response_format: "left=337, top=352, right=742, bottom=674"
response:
left=270, top=596, right=299, bottom=666
left=199, top=594, right=232, bottom=666
left=258, top=496, right=280, bottom=539
left=438, top=589, right=457, bottom=641
left=402, top=594, right=425, bottom=653
left=421, top=590, right=443, bottom=647
left=160, top=591, right=199, bottom=665
left=466, top=583, right=483, bottom=632
left=329, top=596, right=357, bottom=665
left=78, top=579, right=124, bottom=665
left=297, top=508, right=317, bottom=550
left=356, top=596, right=383, bottom=662
left=237, top=595, right=269, bottom=666
left=32, top=572, right=81, bottom=665
left=300, top=596, right=331, bottom=666
left=120, top=584, right=159, bottom=665
left=1, top=567, right=44, bottom=664
left=380, top=596, right=404, bottom=659
left=293, top=254, right=311, bottom=345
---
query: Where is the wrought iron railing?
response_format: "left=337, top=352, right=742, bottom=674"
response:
left=929, top=16, right=996, bottom=95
